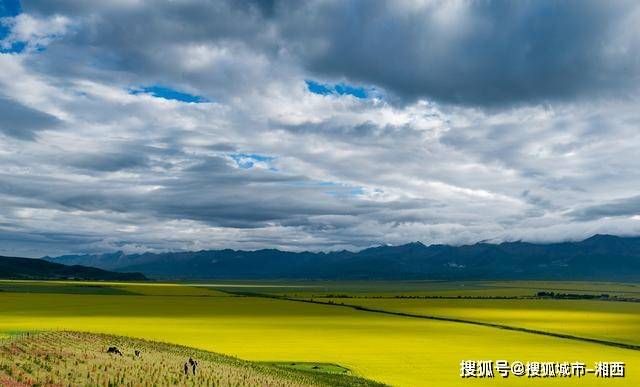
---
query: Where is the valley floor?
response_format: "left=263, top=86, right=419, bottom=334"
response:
left=0, top=280, right=639, bottom=386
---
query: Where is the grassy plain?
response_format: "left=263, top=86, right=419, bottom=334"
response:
left=0, top=280, right=639, bottom=386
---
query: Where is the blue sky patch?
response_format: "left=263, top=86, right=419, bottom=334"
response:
left=306, top=80, right=333, bottom=96
left=129, top=85, right=208, bottom=103
left=305, top=80, right=368, bottom=99
left=334, top=84, right=367, bottom=99
left=0, top=0, right=22, bottom=49
left=0, top=40, right=25, bottom=54
left=0, top=0, right=21, bottom=18
left=229, top=153, right=275, bottom=170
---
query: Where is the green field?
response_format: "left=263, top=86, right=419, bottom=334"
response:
left=0, top=280, right=639, bottom=386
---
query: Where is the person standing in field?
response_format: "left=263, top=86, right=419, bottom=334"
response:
left=188, top=357, right=198, bottom=375
left=184, top=361, right=189, bottom=376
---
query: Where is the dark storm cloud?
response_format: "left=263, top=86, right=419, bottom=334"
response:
left=281, top=0, right=640, bottom=106
left=20, top=0, right=640, bottom=107
left=0, top=96, right=59, bottom=140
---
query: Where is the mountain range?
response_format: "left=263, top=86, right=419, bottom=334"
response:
left=43, top=234, right=640, bottom=281
left=0, top=255, right=147, bottom=281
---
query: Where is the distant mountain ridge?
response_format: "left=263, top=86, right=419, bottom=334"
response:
left=45, top=234, right=640, bottom=281
left=0, top=255, right=147, bottom=281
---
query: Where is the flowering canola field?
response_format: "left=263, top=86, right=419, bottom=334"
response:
left=321, top=298, right=640, bottom=346
left=0, top=280, right=638, bottom=386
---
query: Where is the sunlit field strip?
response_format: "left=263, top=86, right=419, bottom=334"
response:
left=315, top=297, right=640, bottom=346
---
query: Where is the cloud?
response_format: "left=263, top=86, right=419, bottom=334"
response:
left=1, top=1, right=640, bottom=256
left=66, top=151, right=148, bottom=172
left=0, top=96, right=59, bottom=139
left=570, top=195, right=640, bottom=221
left=0, top=13, right=71, bottom=52
left=283, top=0, right=640, bottom=106
left=19, top=0, right=640, bottom=108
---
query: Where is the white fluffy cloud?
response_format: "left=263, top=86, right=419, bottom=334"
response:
left=0, top=13, right=71, bottom=51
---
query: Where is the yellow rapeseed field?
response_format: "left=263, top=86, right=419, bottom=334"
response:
left=0, top=281, right=638, bottom=386
left=323, top=298, right=640, bottom=346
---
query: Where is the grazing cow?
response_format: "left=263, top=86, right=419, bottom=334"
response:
left=106, top=346, right=123, bottom=356
left=134, top=350, right=141, bottom=357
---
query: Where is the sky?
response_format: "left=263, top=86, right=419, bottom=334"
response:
left=1, top=0, right=640, bottom=257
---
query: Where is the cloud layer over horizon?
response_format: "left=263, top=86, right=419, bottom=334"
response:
left=1, top=0, right=640, bottom=257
